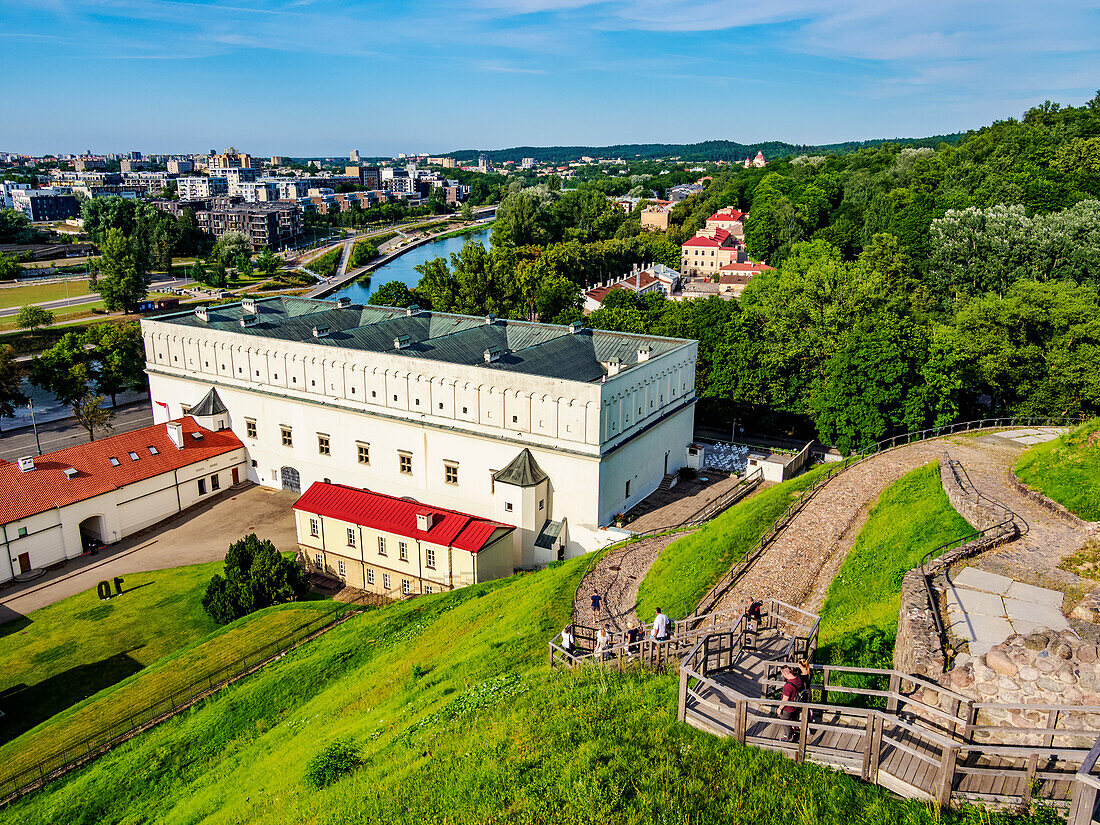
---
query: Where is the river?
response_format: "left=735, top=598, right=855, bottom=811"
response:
left=332, top=226, right=492, bottom=304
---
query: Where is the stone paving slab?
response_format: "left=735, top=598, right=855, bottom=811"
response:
left=946, top=587, right=1005, bottom=617
left=952, top=567, right=1014, bottom=593
left=995, top=427, right=1067, bottom=446
left=1005, top=579, right=1065, bottom=608
left=1002, top=597, right=1067, bottom=625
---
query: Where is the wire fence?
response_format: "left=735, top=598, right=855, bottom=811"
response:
left=0, top=589, right=387, bottom=807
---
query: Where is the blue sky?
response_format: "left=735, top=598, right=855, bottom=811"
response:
left=1, top=1, right=1097, bottom=156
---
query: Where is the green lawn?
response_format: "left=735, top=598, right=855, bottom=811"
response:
left=636, top=465, right=831, bottom=621
left=0, top=556, right=1049, bottom=825
left=306, top=247, right=342, bottom=279
left=1015, top=419, right=1100, bottom=521
left=0, top=563, right=225, bottom=746
left=0, top=280, right=93, bottom=309
left=817, top=461, right=972, bottom=646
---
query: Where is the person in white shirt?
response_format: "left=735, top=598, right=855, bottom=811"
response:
left=595, top=627, right=611, bottom=661
left=651, top=608, right=671, bottom=642
left=560, top=626, right=575, bottom=655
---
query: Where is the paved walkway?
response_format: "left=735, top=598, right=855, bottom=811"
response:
left=945, top=568, right=1068, bottom=654
left=0, top=485, right=299, bottom=621
left=624, top=471, right=743, bottom=534
left=573, top=532, right=682, bottom=632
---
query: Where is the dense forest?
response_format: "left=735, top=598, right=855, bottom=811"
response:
left=444, top=134, right=965, bottom=165
left=377, top=95, right=1100, bottom=451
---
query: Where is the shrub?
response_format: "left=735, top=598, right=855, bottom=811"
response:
left=201, top=533, right=310, bottom=624
left=304, top=739, right=363, bottom=789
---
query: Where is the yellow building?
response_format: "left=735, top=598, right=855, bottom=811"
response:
left=293, top=481, right=515, bottom=596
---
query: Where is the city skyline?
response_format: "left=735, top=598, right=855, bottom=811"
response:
left=1, top=1, right=1097, bottom=155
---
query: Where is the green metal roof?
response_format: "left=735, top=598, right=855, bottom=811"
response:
left=190, top=387, right=227, bottom=416
left=156, top=297, right=693, bottom=383
left=493, top=449, right=548, bottom=488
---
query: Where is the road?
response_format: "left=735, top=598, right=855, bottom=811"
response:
left=0, top=402, right=154, bottom=461
left=0, top=274, right=197, bottom=318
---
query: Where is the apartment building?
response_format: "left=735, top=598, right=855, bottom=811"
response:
left=11, top=190, right=80, bottom=222
left=195, top=203, right=303, bottom=249
left=177, top=176, right=229, bottom=200
left=679, top=227, right=746, bottom=277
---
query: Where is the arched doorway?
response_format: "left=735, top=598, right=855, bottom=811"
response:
left=280, top=466, right=301, bottom=493
left=79, top=515, right=107, bottom=554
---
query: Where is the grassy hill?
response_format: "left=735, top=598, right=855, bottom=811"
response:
left=0, top=562, right=226, bottom=745
left=2, top=553, right=1050, bottom=824
left=1015, top=419, right=1100, bottom=521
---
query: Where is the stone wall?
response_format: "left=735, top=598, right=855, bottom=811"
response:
left=944, top=627, right=1100, bottom=746
left=893, top=454, right=1019, bottom=679
left=1009, top=473, right=1088, bottom=527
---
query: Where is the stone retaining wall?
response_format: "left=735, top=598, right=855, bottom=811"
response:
left=939, top=454, right=1011, bottom=531
left=1009, top=473, right=1087, bottom=527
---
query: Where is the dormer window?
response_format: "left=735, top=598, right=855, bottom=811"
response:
left=148, top=446, right=159, bottom=455
left=128, top=451, right=139, bottom=461
left=109, top=457, right=120, bottom=467
left=192, top=432, right=204, bottom=440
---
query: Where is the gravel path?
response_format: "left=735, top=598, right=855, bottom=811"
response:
left=572, top=533, right=683, bottom=633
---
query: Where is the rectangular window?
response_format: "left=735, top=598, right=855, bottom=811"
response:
left=378, top=536, right=386, bottom=555
left=338, top=559, right=346, bottom=576
left=444, top=462, right=458, bottom=485
left=318, top=434, right=330, bottom=456
left=281, top=426, right=293, bottom=447
left=211, top=473, right=220, bottom=491
left=399, top=541, right=408, bottom=561
left=367, top=568, right=375, bottom=585
left=309, top=518, right=319, bottom=537
left=357, top=442, right=370, bottom=464
left=425, top=585, right=432, bottom=594
left=383, top=573, right=391, bottom=589
left=315, top=554, right=323, bottom=569
left=346, top=527, right=356, bottom=548
left=198, top=478, right=207, bottom=495
left=625, top=480, right=631, bottom=498
left=17, top=526, right=27, bottom=538
left=399, top=453, right=412, bottom=475
left=246, top=419, right=257, bottom=438
left=402, top=579, right=410, bottom=595
left=425, top=546, right=436, bottom=568
left=505, top=502, right=513, bottom=512
left=539, top=499, right=544, bottom=511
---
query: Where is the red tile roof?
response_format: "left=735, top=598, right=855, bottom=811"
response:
left=0, top=417, right=244, bottom=524
left=293, top=482, right=513, bottom=553
left=719, top=261, right=774, bottom=272
left=708, top=209, right=746, bottom=222
left=682, top=228, right=739, bottom=248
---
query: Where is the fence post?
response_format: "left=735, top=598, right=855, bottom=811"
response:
left=1068, top=780, right=1100, bottom=825
left=936, top=745, right=957, bottom=808
left=677, top=668, right=689, bottom=722
left=797, top=707, right=809, bottom=762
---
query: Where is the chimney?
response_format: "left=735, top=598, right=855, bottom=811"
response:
left=241, top=297, right=256, bottom=314
left=637, top=345, right=651, bottom=362
left=416, top=512, right=435, bottom=531
left=312, top=324, right=329, bottom=338
left=485, top=314, right=496, bottom=325
left=394, top=334, right=410, bottom=349
left=335, top=296, right=351, bottom=308
left=166, top=422, right=184, bottom=450
left=484, top=346, right=501, bottom=363
left=569, top=320, right=586, bottom=334
left=18, top=456, right=35, bottom=473
left=195, top=306, right=208, bottom=322
left=605, top=358, right=622, bottom=377
left=240, top=315, right=259, bottom=327
left=406, top=304, right=420, bottom=316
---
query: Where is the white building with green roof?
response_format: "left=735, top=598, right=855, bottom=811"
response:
left=141, top=297, right=698, bottom=569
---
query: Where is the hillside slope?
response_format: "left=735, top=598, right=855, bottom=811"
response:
left=4, top=556, right=1048, bottom=824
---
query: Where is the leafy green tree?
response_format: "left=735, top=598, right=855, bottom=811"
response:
left=212, top=231, right=251, bottom=265
left=491, top=192, right=547, bottom=248
left=369, top=280, right=416, bottom=308
left=460, top=201, right=474, bottom=221
left=201, top=533, right=310, bottom=625
left=349, top=240, right=378, bottom=268
left=0, top=209, right=39, bottom=243
left=255, top=247, right=280, bottom=277
left=92, top=228, right=148, bottom=312
left=15, top=305, right=54, bottom=330
left=0, top=345, right=27, bottom=426
left=0, top=253, right=22, bottom=281
left=29, top=333, right=91, bottom=406
left=83, top=323, right=147, bottom=405
left=72, top=393, right=114, bottom=442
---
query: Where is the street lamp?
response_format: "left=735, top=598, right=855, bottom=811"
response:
left=27, top=401, right=41, bottom=455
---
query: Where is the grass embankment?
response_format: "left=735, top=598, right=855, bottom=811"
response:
left=1015, top=418, right=1100, bottom=521
left=348, top=239, right=379, bottom=269
left=0, top=280, right=93, bottom=308
left=433, top=223, right=488, bottom=240
left=306, top=247, right=342, bottom=280
left=1, top=557, right=1048, bottom=825
left=636, top=465, right=831, bottom=620
left=0, top=562, right=224, bottom=745
left=0, top=594, right=341, bottom=782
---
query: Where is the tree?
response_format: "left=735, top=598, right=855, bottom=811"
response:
left=491, top=192, right=547, bottom=248
left=0, top=209, right=38, bottom=244
left=92, top=228, right=148, bottom=312
left=29, top=332, right=90, bottom=406
left=15, top=305, right=54, bottom=330
left=255, top=246, right=280, bottom=277
left=369, top=280, right=416, bottom=308
left=0, top=345, right=27, bottom=427
left=212, top=231, right=252, bottom=265
left=0, top=253, right=22, bottom=281
left=72, top=393, right=114, bottom=442
left=83, top=323, right=147, bottom=406
left=460, top=201, right=474, bottom=222
left=201, top=533, right=310, bottom=625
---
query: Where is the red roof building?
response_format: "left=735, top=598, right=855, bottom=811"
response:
left=293, top=481, right=515, bottom=595
left=1, top=417, right=246, bottom=582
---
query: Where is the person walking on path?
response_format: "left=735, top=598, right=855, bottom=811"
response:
left=651, top=608, right=671, bottom=642
left=560, top=625, right=576, bottom=656
left=624, top=622, right=642, bottom=657
left=595, top=627, right=612, bottom=661
left=779, top=665, right=804, bottom=742
left=590, top=589, right=602, bottom=616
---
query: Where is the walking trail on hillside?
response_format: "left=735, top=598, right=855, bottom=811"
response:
left=572, top=533, right=682, bottom=633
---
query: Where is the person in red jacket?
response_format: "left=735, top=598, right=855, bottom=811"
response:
left=779, top=665, right=804, bottom=742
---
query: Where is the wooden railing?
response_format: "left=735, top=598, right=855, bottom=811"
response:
left=680, top=649, right=1100, bottom=813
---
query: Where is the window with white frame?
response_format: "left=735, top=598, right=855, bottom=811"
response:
left=346, top=527, right=356, bottom=547
left=399, top=452, right=412, bottom=475
left=309, top=518, right=319, bottom=537
left=399, top=541, right=408, bottom=561
left=315, top=554, right=323, bottom=569
left=444, top=462, right=459, bottom=485
left=378, top=536, right=386, bottom=555
left=383, top=573, right=391, bottom=589
left=402, top=579, right=410, bottom=595
left=367, top=568, right=375, bottom=585
left=357, top=442, right=370, bottom=464
left=425, top=546, right=436, bottom=568
left=318, top=434, right=330, bottom=456
left=338, top=559, right=346, bottom=576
